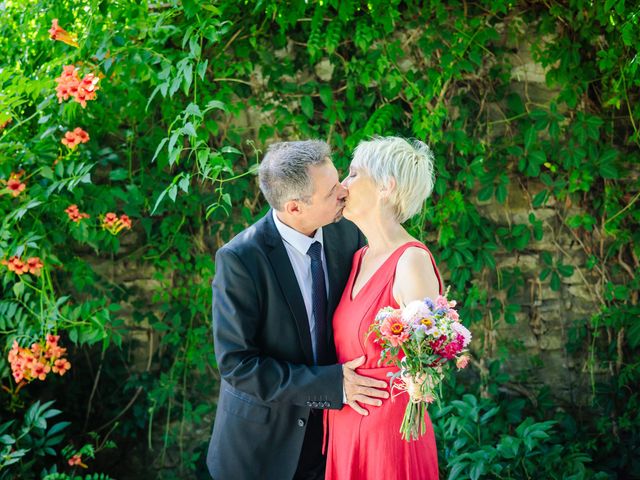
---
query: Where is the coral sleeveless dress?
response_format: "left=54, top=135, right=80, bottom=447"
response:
left=325, top=242, right=441, bottom=480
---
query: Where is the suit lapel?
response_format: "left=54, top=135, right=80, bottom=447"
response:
left=262, top=212, right=314, bottom=364
left=323, top=223, right=350, bottom=350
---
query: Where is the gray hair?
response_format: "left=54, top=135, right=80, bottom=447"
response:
left=352, top=136, right=435, bottom=222
left=258, top=140, right=332, bottom=210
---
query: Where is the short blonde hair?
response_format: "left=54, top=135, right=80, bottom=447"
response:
left=351, top=137, right=435, bottom=222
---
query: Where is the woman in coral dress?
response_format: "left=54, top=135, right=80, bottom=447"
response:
left=325, top=137, right=441, bottom=480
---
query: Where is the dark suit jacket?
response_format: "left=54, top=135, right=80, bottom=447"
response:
left=206, top=212, right=365, bottom=480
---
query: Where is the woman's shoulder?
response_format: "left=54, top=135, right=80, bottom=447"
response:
left=396, top=243, right=434, bottom=273
left=393, top=242, right=440, bottom=304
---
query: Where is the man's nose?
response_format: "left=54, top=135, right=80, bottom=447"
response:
left=337, top=182, right=348, bottom=199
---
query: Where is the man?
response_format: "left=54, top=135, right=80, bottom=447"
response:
left=206, top=140, right=389, bottom=480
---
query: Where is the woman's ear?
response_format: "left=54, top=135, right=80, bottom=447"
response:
left=379, top=177, right=396, bottom=199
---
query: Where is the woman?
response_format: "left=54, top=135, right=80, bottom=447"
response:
left=325, top=137, right=441, bottom=480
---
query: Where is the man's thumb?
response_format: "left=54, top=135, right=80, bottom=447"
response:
left=344, top=356, right=365, bottom=368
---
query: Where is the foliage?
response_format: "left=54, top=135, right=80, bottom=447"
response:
left=432, top=392, right=609, bottom=480
left=0, top=401, right=68, bottom=478
left=0, top=0, right=638, bottom=478
left=43, top=474, right=114, bottom=480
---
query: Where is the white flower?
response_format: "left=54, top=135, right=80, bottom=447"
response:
left=401, top=300, right=432, bottom=325
left=451, top=322, right=472, bottom=347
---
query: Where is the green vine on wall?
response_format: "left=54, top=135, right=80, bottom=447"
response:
left=0, top=0, right=638, bottom=478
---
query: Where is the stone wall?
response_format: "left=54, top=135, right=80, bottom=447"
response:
left=474, top=34, right=604, bottom=405
left=475, top=180, right=600, bottom=405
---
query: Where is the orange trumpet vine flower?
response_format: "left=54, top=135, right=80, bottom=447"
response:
left=48, top=19, right=79, bottom=48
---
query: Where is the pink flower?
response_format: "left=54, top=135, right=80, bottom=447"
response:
left=456, top=355, right=470, bottom=370
left=429, top=334, right=464, bottom=360
left=435, top=295, right=450, bottom=309
left=451, top=322, right=472, bottom=347
left=380, top=313, right=410, bottom=347
left=447, top=309, right=460, bottom=322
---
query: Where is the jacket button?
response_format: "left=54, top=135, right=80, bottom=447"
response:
left=297, top=418, right=305, bottom=427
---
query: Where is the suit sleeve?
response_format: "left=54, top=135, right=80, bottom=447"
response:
left=212, top=247, right=343, bottom=407
left=357, top=226, right=367, bottom=249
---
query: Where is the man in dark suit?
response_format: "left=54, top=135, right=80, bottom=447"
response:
left=206, top=141, right=389, bottom=480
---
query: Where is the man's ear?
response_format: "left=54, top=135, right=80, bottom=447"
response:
left=283, top=199, right=302, bottom=216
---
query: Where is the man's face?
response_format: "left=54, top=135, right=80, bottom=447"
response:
left=302, top=159, right=348, bottom=229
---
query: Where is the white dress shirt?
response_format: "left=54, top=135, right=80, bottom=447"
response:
left=272, top=210, right=329, bottom=361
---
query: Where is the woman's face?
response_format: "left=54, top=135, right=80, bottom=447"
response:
left=341, top=164, right=379, bottom=221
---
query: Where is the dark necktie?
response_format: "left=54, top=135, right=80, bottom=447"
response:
left=307, top=241, right=328, bottom=364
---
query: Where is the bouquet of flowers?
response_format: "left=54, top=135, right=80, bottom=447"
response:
left=368, top=292, right=472, bottom=441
